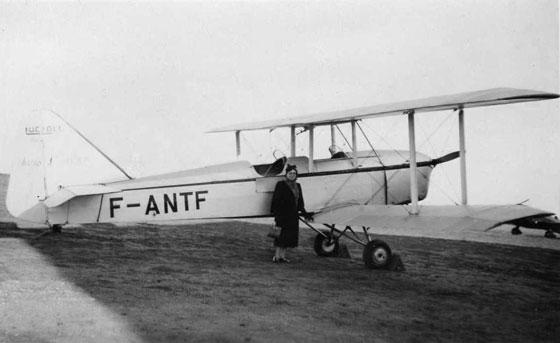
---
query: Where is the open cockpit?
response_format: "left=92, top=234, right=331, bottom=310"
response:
left=253, top=157, right=287, bottom=177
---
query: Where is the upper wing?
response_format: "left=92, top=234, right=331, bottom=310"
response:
left=314, top=204, right=553, bottom=239
left=209, top=88, right=558, bottom=133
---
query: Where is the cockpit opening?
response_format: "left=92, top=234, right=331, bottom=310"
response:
left=253, top=157, right=287, bottom=176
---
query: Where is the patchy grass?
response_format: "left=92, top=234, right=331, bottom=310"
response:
left=2, top=222, right=559, bottom=342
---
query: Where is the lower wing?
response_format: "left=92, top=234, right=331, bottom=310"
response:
left=314, top=204, right=553, bottom=239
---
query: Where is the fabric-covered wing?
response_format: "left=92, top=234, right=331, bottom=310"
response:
left=314, top=204, right=553, bottom=240
left=209, top=88, right=559, bottom=133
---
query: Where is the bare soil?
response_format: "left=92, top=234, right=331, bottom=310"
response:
left=1, top=222, right=559, bottom=342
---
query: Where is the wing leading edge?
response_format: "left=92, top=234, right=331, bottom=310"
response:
left=209, top=88, right=559, bottom=133
left=314, top=204, right=553, bottom=240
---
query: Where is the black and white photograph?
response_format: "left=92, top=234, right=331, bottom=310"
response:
left=1, top=1, right=558, bottom=342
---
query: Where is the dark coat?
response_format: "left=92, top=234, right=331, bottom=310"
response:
left=271, top=180, right=306, bottom=248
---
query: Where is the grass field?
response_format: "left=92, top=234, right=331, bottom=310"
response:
left=1, top=221, right=559, bottom=342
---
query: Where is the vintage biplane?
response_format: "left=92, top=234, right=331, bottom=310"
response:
left=6, top=88, right=559, bottom=268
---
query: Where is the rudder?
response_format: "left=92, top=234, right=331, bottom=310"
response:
left=6, top=109, right=127, bottom=224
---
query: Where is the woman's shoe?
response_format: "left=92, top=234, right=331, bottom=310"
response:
left=272, top=256, right=280, bottom=263
left=279, top=258, right=290, bottom=263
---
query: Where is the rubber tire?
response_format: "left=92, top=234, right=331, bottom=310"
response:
left=544, top=230, right=556, bottom=239
left=51, top=224, right=62, bottom=233
left=313, top=233, right=340, bottom=257
left=363, top=239, right=392, bottom=269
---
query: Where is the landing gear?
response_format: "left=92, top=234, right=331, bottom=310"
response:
left=51, top=224, right=62, bottom=233
left=363, top=240, right=392, bottom=269
left=299, top=218, right=399, bottom=270
left=512, top=225, right=557, bottom=238
left=313, top=233, right=340, bottom=257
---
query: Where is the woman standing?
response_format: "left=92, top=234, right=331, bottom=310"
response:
left=270, top=164, right=312, bottom=263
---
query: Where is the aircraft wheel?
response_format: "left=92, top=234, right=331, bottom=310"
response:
left=544, top=230, right=557, bottom=239
left=363, top=240, right=392, bottom=269
left=313, top=233, right=339, bottom=257
left=511, top=226, right=522, bottom=235
left=51, top=224, right=62, bottom=233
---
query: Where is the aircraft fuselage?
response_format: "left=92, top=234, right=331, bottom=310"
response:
left=44, top=150, right=434, bottom=225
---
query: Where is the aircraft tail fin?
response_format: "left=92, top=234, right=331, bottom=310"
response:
left=6, top=110, right=128, bottom=224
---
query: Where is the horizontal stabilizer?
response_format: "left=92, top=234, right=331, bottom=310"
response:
left=44, top=184, right=121, bottom=208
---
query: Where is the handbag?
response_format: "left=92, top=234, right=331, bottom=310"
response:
left=267, top=224, right=281, bottom=239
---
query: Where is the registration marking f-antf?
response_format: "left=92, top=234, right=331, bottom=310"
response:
left=108, top=190, right=209, bottom=218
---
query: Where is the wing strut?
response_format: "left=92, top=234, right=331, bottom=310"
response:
left=351, top=120, right=358, bottom=167
left=458, top=108, right=468, bottom=204
left=407, top=110, right=419, bottom=214
left=290, top=125, right=296, bottom=157
left=235, top=130, right=241, bottom=157
left=308, top=125, right=315, bottom=172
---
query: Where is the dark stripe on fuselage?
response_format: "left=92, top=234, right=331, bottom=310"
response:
left=297, top=159, right=435, bottom=178
left=116, top=159, right=435, bottom=192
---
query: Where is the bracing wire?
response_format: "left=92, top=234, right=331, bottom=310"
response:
left=418, top=113, right=461, bottom=204
left=418, top=124, right=439, bottom=159
left=333, top=122, right=392, bottom=203
left=355, top=121, right=392, bottom=204
left=434, top=116, right=462, bottom=202
left=418, top=112, right=454, bottom=155
left=360, top=120, right=408, bottom=161
left=268, top=129, right=290, bottom=157
left=357, top=121, right=385, bottom=166
left=335, top=124, right=352, bottom=150
left=240, top=132, right=264, bottom=161
left=361, top=116, right=461, bottom=205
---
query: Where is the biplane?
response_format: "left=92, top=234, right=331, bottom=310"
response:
left=6, top=87, right=559, bottom=269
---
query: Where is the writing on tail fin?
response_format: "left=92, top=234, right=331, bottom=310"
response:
left=6, top=110, right=130, bottom=223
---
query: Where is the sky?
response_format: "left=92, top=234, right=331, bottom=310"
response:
left=1, top=0, right=559, bottom=212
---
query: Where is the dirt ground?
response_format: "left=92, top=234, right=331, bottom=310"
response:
left=1, top=221, right=559, bottom=342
